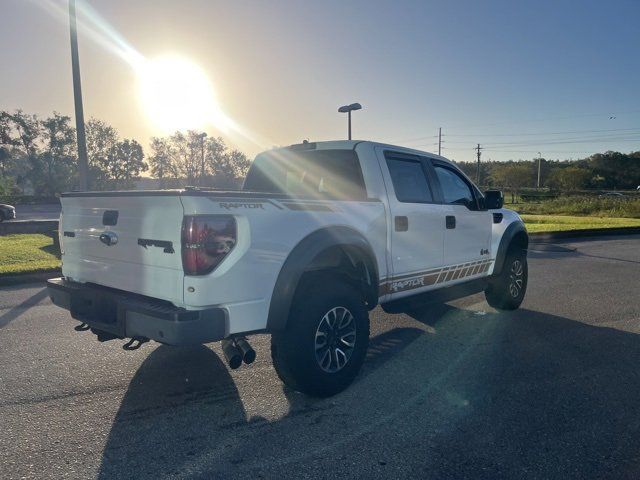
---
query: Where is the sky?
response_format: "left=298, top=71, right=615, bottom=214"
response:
left=1, top=0, right=640, bottom=163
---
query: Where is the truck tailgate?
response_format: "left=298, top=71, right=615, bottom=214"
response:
left=59, top=194, right=185, bottom=305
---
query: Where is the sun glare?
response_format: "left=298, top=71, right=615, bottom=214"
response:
left=137, top=56, right=227, bottom=132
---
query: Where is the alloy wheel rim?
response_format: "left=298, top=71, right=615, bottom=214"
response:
left=509, top=259, right=524, bottom=298
left=314, top=306, right=356, bottom=373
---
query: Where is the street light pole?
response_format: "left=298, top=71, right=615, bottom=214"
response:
left=69, top=0, right=89, bottom=191
left=537, top=151, right=542, bottom=188
left=338, top=103, right=362, bottom=140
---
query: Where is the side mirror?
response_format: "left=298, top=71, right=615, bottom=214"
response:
left=484, top=190, right=503, bottom=209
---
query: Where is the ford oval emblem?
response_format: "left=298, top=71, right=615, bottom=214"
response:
left=99, top=231, right=118, bottom=246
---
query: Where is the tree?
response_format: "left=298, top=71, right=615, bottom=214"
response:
left=490, top=163, right=532, bottom=202
left=168, top=131, right=196, bottom=185
left=33, top=113, right=77, bottom=195
left=547, top=167, right=591, bottom=192
left=203, top=136, right=227, bottom=180
left=221, top=149, right=251, bottom=179
left=148, top=137, right=177, bottom=187
left=9, top=110, right=41, bottom=157
left=86, top=118, right=118, bottom=189
left=108, top=139, right=146, bottom=189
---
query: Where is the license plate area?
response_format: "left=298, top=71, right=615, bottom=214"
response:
left=70, top=289, right=125, bottom=336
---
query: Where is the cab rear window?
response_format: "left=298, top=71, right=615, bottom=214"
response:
left=243, top=149, right=367, bottom=200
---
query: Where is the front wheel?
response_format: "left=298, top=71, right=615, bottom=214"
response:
left=485, top=248, right=528, bottom=310
left=270, top=276, right=370, bottom=397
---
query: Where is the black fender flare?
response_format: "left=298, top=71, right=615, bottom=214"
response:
left=493, top=221, right=529, bottom=276
left=266, top=226, right=379, bottom=331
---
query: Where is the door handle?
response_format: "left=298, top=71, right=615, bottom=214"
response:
left=446, top=215, right=456, bottom=229
left=395, top=216, right=409, bottom=232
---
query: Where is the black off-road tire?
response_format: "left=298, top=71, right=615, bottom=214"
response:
left=485, top=247, right=528, bottom=310
left=270, top=275, right=370, bottom=397
left=0, top=211, right=4, bottom=222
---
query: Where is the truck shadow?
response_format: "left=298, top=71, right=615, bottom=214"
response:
left=98, top=306, right=640, bottom=479
left=0, top=286, right=49, bottom=329
left=97, top=345, right=246, bottom=479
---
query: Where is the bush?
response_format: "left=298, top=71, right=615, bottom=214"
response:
left=514, top=196, right=640, bottom=218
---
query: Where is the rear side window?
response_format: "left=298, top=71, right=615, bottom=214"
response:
left=386, top=157, right=434, bottom=203
left=243, top=149, right=367, bottom=200
left=434, top=165, right=475, bottom=207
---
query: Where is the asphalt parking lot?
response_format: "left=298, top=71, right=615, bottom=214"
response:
left=1, top=235, right=639, bottom=479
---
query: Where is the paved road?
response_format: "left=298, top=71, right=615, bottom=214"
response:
left=1, top=235, right=639, bottom=479
left=10, top=203, right=61, bottom=221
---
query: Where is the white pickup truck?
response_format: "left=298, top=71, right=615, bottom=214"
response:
left=48, top=140, right=528, bottom=396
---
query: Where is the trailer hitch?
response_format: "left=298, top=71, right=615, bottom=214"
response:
left=74, top=322, right=91, bottom=331
left=122, top=337, right=149, bottom=351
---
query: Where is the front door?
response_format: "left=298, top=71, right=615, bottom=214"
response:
left=432, top=162, right=492, bottom=283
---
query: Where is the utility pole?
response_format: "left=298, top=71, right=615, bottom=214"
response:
left=69, top=0, right=89, bottom=190
left=438, top=127, right=442, bottom=156
left=537, top=151, right=542, bottom=189
left=475, top=143, right=482, bottom=184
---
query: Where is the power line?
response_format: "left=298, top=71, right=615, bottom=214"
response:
left=435, top=109, right=640, bottom=131
left=441, top=127, right=640, bottom=137
left=408, top=134, right=640, bottom=150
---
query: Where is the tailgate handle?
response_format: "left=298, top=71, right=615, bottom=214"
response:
left=138, top=238, right=175, bottom=254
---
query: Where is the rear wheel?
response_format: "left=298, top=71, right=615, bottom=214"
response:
left=485, top=248, right=528, bottom=310
left=270, top=275, right=369, bottom=397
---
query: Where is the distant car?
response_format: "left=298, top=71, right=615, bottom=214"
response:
left=599, top=192, right=625, bottom=198
left=0, top=203, right=16, bottom=222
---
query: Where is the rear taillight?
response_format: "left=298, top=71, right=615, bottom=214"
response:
left=182, top=215, right=237, bottom=275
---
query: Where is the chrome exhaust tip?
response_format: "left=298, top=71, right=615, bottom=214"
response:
left=221, top=338, right=243, bottom=369
left=235, top=337, right=256, bottom=365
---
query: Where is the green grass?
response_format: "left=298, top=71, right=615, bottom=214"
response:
left=514, top=196, right=640, bottom=218
left=0, top=234, right=61, bottom=275
left=522, top=214, right=640, bottom=233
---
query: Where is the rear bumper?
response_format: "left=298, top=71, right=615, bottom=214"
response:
left=47, top=278, right=227, bottom=346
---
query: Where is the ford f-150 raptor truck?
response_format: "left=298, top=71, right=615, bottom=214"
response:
left=47, top=140, right=528, bottom=396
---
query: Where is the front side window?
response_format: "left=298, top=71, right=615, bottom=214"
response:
left=434, top=165, right=475, bottom=208
left=386, top=157, right=434, bottom=203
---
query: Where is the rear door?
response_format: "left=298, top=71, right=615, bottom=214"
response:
left=377, top=150, right=446, bottom=298
left=59, top=193, right=185, bottom=305
left=431, top=161, right=492, bottom=281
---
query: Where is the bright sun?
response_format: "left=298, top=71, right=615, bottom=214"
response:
left=137, top=56, right=226, bottom=132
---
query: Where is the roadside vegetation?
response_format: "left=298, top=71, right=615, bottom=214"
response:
left=0, top=110, right=251, bottom=197
left=0, top=233, right=60, bottom=275
left=521, top=215, right=640, bottom=233
left=513, top=196, right=640, bottom=218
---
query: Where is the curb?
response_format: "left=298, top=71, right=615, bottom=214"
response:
left=529, top=226, right=640, bottom=242
left=0, top=220, right=58, bottom=236
left=0, top=270, right=61, bottom=287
